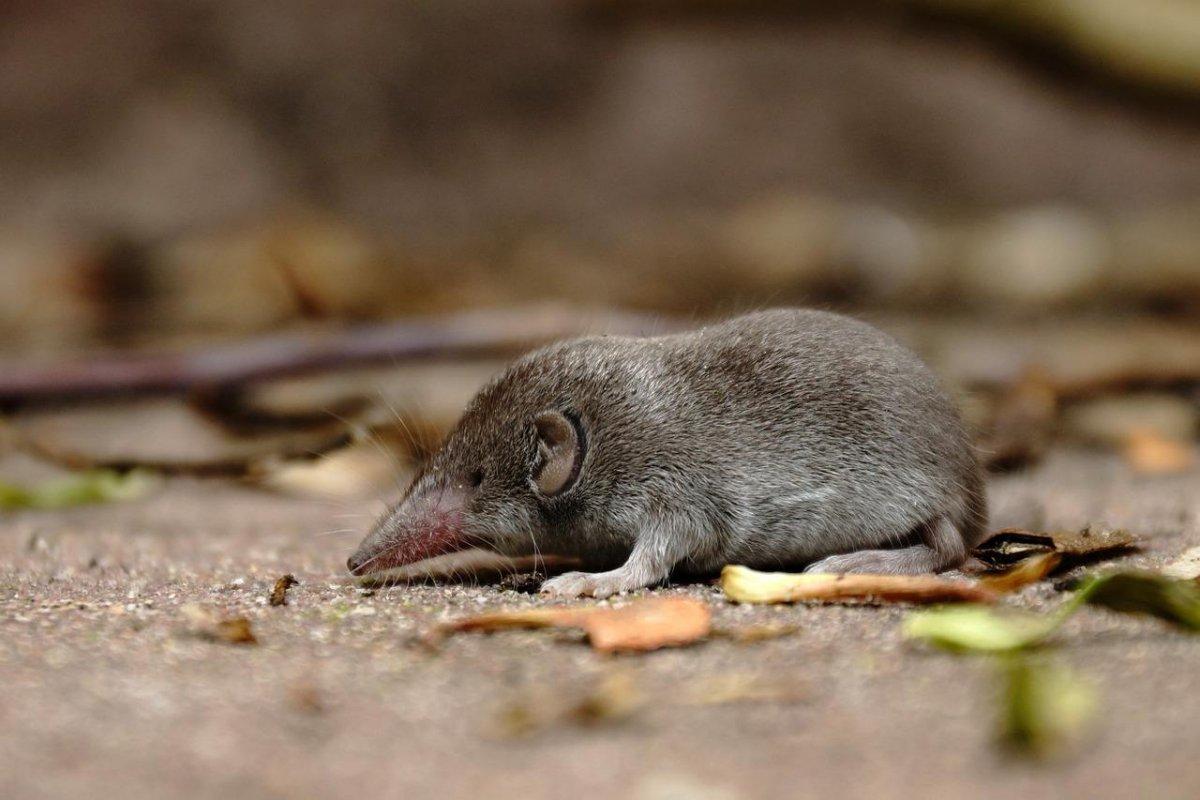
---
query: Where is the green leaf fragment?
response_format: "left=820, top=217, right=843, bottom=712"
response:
left=903, top=605, right=1059, bottom=653
left=1071, top=571, right=1200, bottom=631
left=1000, top=655, right=1097, bottom=758
left=0, top=469, right=157, bottom=511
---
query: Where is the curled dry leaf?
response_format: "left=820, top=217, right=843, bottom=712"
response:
left=721, top=565, right=996, bottom=605
left=978, top=552, right=1062, bottom=593
left=269, top=574, right=299, bottom=606
left=972, top=526, right=1138, bottom=569
left=440, top=597, right=711, bottom=654
left=180, top=603, right=258, bottom=645
left=1122, top=428, right=1196, bottom=475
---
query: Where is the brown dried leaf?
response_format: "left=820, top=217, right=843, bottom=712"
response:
left=269, top=574, right=299, bottom=606
left=979, top=552, right=1062, bottom=593
left=973, top=526, right=1138, bottom=569
left=1122, top=428, right=1196, bottom=475
left=490, top=671, right=642, bottom=739
left=287, top=683, right=326, bottom=714
left=721, top=565, right=995, bottom=605
left=180, top=603, right=258, bottom=645
left=568, top=671, right=642, bottom=725
left=441, top=597, right=711, bottom=653
left=681, top=673, right=808, bottom=706
left=712, top=622, right=802, bottom=643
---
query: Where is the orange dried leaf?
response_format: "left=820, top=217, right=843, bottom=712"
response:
left=441, top=597, right=711, bottom=653
left=979, top=552, right=1063, bottom=593
left=580, top=598, right=712, bottom=653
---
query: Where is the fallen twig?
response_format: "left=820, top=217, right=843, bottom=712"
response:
left=0, top=305, right=675, bottom=403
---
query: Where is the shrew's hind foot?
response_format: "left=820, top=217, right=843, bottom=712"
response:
left=805, top=545, right=941, bottom=575
left=805, top=517, right=967, bottom=575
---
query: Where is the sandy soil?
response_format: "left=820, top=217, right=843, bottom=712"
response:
left=2, top=448, right=1199, bottom=800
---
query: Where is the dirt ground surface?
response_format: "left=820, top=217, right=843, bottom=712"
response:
left=2, top=447, right=1199, bottom=800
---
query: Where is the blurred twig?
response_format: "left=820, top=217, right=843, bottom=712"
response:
left=0, top=305, right=675, bottom=404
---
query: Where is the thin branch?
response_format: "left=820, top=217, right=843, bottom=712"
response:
left=0, top=305, right=676, bottom=403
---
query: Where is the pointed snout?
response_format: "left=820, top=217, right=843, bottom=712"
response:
left=346, top=551, right=370, bottom=576
left=345, top=485, right=471, bottom=577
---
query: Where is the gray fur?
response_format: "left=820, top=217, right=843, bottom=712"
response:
left=347, top=308, right=987, bottom=597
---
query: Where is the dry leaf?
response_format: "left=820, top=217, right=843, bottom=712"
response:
left=1163, top=547, right=1200, bottom=581
left=979, top=552, right=1062, bottom=593
left=287, top=683, right=326, bottom=714
left=681, top=673, right=808, bottom=706
left=972, top=526, right=1138, bottom=569
left=712, top=622, right=801, bottom=643
left=582, top=599, right=712, bottom=652
left=269, top=574, right=299, bottom=606
left=491, top=670, right=642, bottom=738
left=721, top=565, right=996, bottom=605
left=1122, top=428, right=1196, bottom=475
left=180, top=603, right=258, bottom=645
left=568, top=671, right=642, bottom=725
left=441, top=597, right=711, bottom=653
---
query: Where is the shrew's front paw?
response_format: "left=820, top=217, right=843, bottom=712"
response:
left=539, top=570, right=645, bottom=599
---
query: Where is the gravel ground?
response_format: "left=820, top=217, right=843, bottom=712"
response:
left=2, top=448, right=1199, bottom=800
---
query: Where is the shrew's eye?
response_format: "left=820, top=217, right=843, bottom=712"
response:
left=469, top=468, right=485, bottom=488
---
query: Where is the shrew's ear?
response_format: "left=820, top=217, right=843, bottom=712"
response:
left=532, top=410, right=583, bottom=496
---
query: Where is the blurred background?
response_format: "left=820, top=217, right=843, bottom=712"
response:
left=2, top=0, right=1199, bottom=485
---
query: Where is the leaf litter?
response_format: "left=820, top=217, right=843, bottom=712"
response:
left=269, top=574, right=299, bottom=606
left=0, top=468, right=157, bottom=510
left=905, top=568, right=1200, bottom=758
left=490, top=670, right=643, bottom=739
left=998, top=655, right=1097, bottom=758
left=971, top=526, right=1139, bottom=570
left=180, top=603, right=259, bottom=645
left=721, top=565, right=996, bottom=605
left=437, top=596, right=712, bottom=654
left=977, top=552, right=1063, bottom=593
